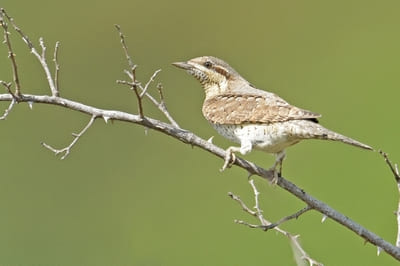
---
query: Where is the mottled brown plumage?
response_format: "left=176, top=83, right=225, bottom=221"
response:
left=172, top=56, right=372, bottom=177
left=203, top=94, right=321, bottom=125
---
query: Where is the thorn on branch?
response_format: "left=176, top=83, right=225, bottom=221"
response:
left=103, top=115, right=110, bottom=123
left=377, top=246, right=382, bottom=256
left=41, top=115, right=97, bottom=159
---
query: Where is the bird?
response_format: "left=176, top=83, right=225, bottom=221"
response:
left=172, top=56, right=372, bottom=181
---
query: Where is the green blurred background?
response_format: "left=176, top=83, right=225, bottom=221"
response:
left=0, top=0, right=399, bottom=265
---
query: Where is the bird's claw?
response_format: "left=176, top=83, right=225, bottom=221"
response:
left=270, top=169, right=281, bottom=185
left=220, top=150, right=236, bottom=172
left=269, top=151, right=285, bottom=184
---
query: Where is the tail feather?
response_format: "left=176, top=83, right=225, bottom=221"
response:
left=313, top=124, right=373, bottom=151
left=326, top=131, right=372, bottom=150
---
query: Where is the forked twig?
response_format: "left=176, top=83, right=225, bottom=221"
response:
left=42, top=115, right=97, bottom=159
left=230, top=180, right=322, bottom=266
left=0, top=80, right=17, bottom=99
left=114, top=24, right=144, bottom=117
left=115, top=25, right=179, bottom=127
left=1, top=9, right=59, bottom=97
left=228, top=192, right=257, bottom=216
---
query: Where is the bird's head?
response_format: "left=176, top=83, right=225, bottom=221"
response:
left=172, top=56, right=244, bottom=98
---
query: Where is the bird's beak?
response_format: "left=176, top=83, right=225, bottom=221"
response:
left=172, top=61, right=192, bottom=70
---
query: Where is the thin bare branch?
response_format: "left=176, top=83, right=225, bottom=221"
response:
left=266, top=206, right=313, bottom=230
left=289, top=234, right=323, bottom=266
left=229, top=182, right=322, bottom=266
left=140, top=69, right=161, bottom=98
left=115, top=24, right=135, bottom=70
left=2, top=9, right=58, bottom=97
left=53, top=41, right=60, bottom=95
left=0, top=98, right=16, bottom=120
left=42, top=115, right=96, bottom=159
left=0, top=80, right=17, bottom=99
left=114, top=25, right=145, bottom=116
left=115, top=27, right=179, bottom=128
left=116, top=80, right=135, bottom=87
left=0, top=9, right=21, bottom=97
left=380, top=150, right=400, bottom=248
left=133, top=84, right=144, bottom=117
left=380, top=150, right=400, bottom=182
left=249, top=179, right=267, bottom=225
left=234, top=219, right=264, bottom=229
left=228, top=192, right=257, bottom=217
left=1, top=9, right=33, bottom=49
left=120, top=76, right=180, bottom=127
left=156, top=83, right=180, bottom=128
left=115, top=25, right=144, bottom=118
left=251, top=180, right=322, bottom=265
left=39, top=37, right=46, bottom=60
left=157, top=83, right=164, bottom=101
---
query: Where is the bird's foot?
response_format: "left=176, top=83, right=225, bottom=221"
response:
left=220, top=148, right=236, bottom=172
left=268, top=151, right=285, bottom=184
left=270, top=169, right=281, bottom=185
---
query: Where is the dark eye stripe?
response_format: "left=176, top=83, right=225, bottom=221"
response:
left=214, top=66, right=229, bottom=78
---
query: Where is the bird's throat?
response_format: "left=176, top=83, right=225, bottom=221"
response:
left=204, top=79, right=228, bottom=98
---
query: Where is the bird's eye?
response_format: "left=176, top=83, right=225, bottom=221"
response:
left=204, top=61, right=212, bottom=68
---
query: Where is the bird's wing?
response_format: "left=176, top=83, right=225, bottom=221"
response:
left=202, top=93, right=321, bottom=124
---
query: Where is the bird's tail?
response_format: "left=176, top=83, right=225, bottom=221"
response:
left=296, top=121, right=373, bottom=150
left=312, top=123, right=373, bottom=150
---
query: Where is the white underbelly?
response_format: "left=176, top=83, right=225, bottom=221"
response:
left=211, top=122, right=301, bottom=154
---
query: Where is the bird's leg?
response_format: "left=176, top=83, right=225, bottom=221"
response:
left=269, top=151, right=286, bottom=184
left=220, top=139, right=252, bottom=171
